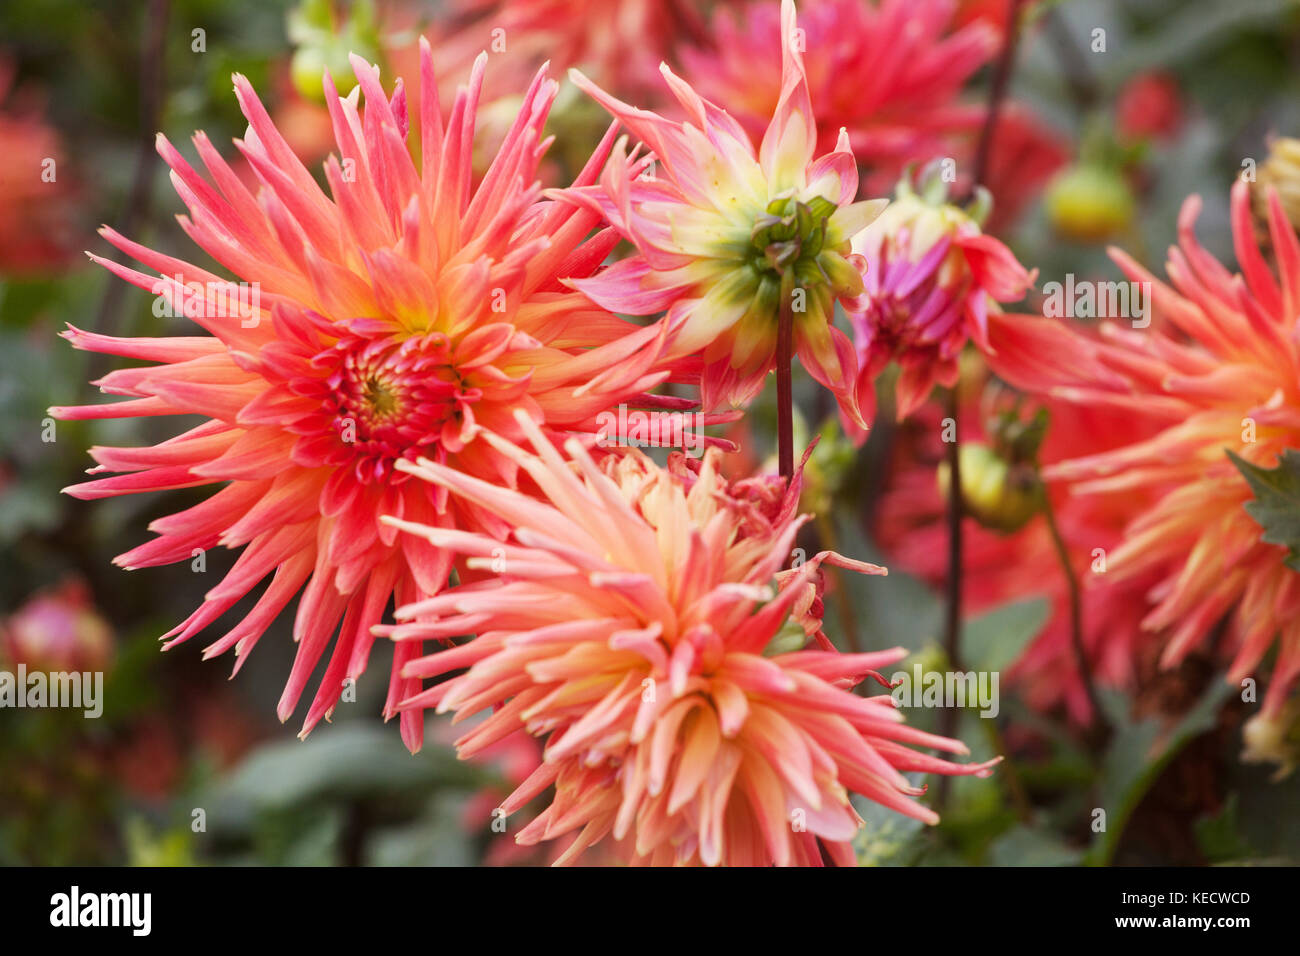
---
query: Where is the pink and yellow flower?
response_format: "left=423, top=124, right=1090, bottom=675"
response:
left=560, top=0, right=887, bottom=428
left=53, top=44, right=670, bottom=752
left=992, top=181, right=1300, bottom=764
left=381, top=413, right=998, bottom=866
left=848, top=165, right=1035, bottom=429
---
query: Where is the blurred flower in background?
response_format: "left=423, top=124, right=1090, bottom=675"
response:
left=0, top=58, right=77, bottom=275
left=0, top=578, right=112, bottom=674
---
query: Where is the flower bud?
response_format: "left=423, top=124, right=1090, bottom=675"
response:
left=1253, top=136, right=1300, bottom=234
left=0, top=580, right=113, bottom=673
left=1242, top=700, right=1300, bottom=781
left=1045, top=163, right=1135, bottom=243
left=937, top=442, right=1043, bottom=533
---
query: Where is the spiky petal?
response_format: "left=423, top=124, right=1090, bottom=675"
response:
left=53, top=44, right=669, bottom=752
left=383, top=411, right=998, bottom=866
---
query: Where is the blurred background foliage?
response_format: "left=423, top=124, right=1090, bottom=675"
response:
left=2, top=0, right=1299, bottom=866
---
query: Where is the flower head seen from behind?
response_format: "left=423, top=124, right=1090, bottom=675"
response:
left=382, top=412, right=998, bottom=866
left=848, top=161, right=1035, bottom=431
left=993, top=181, right=1300, bottom=770
left=52, top=44, right=670, bottom=752
left=560, top=0, right=887, bottom=429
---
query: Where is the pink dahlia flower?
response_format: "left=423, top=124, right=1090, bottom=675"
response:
left=53, top=45, right=670, bottom=752
left=992, top=181, right=1300, bottom=766
left=560, top=0, right=887, bottom=428
left=449, top=0, right=719, bottom=94
left=682, top=0, right=997, bottom=184
left=380, top=413, right=998, bottom=866
left=847, top=165, right=1035, bottom=430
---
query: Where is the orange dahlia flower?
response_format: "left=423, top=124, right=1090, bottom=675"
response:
left=381, top=413, right=998, bottom=865
left=53, top=45, right=669, bottom=752
left=992, top=181, right=1300, bottom=758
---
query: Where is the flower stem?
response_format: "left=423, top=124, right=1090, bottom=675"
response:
left=91, top=0, right=169, bottom=357
left=776, top=294, right=795, bottom=484
left=937, top=2, right=1024, bottom=810
left=1042, top=493, right=1109, bottom=736
left=970, top=0, right=1026, bottom=191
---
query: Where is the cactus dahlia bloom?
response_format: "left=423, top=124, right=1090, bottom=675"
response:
left=381, top=412, right=998, bottom=866
left=992, top=181, right=1300, bottom=760
left=847, top=167, right=1035, bottom=430
left=559, top=0, right=886, bottom=428
left=51, top=44, right=671, bottom=752
left=682, top=0, right=996, bottom=183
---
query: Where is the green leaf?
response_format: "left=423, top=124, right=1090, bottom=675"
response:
left=986, top=824, right=1083, bottom=867
left=201, top=721, right=480, bottom=823
left=1227, top=449, right=1300, bottom=571
left=962, top=597, right=1051, bottom=673
left=852, top=784, right=932, bottom=866
left=1087, top=676, right=1236, bottom=866
left=1194, top=794, right=1255, bottom=864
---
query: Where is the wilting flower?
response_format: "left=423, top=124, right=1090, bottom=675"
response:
left=52, top=45, right=671, bottom=752
left=0, top=579, right=113, bottom=674
left=381, top=412, right=998, bottom=866
left=560, top=0, right=887, bottom=427
left=847, top=164, right=1035, bottom=429
left=992, top=181, right=1300, bottom=758
left=682, top=0, right=996, bottom=184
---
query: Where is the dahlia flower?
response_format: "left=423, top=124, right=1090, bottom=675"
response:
left=682, top=0, right=996, bottom=184
left=560, top=0, right=887, bottom=428
left=992, top=181, right=1300, bottom=755
left=52, top=44, right=671, bottom=752
left=381, top=412, right=998, bottom=866
left=450, top=0, right=715, bottom=94
left=848, top=165, right=1035, bottom=429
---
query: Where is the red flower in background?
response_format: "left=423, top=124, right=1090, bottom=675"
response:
left=0, top=59, right=78, bottom=274
left=683, top=0, right=997, bottom=188
left=1116, top=72, right=1184, bottom=145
